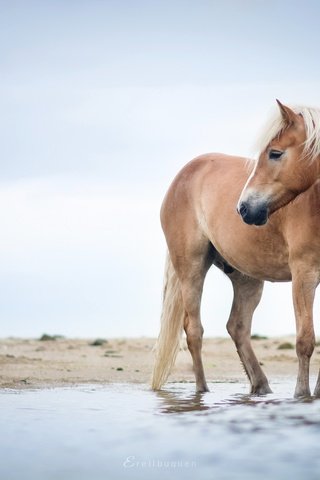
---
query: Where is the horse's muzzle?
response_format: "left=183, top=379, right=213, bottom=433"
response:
left=237, top=201, right=268, bottom=226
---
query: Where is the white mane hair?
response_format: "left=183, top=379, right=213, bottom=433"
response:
left=255, top=104, right=320, bottom=161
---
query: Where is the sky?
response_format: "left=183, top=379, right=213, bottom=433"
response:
left=1, top=0, right=320, bottom=338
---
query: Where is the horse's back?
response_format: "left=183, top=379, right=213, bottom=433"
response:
left=161, top=153, right=250, bottom=230
left=161, top=153, right=249, bottom=217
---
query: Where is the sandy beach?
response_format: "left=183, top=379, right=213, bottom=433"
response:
left=1, top=335, right=319, bottom=389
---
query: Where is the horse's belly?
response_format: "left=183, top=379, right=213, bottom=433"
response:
left=219, top=245, right=292, bottom=282
left=199, top=160, right=292, bottom=282
left=207, top=215, right=291, bottom=282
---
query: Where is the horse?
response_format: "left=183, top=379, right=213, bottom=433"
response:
left=151, top=100, right=320, bottom=398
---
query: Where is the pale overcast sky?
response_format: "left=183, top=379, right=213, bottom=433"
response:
left=1, top=0, right=320, bottom=338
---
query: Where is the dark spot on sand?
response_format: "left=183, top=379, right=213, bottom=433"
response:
left=90, top=338, right=108, bottom=346
left=278, top=342, right=294, bottom=350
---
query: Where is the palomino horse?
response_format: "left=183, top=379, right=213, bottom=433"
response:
left=152, top=100, right=320, bottom=398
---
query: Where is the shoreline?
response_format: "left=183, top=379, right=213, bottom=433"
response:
left=0, top=336, right=319, bottom=390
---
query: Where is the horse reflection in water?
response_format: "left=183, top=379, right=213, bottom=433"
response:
left=154, top=384, right=294, bottom=416
left=152, top=100, right=320, bottom=399
left=155, top=389, right=210, bottom=415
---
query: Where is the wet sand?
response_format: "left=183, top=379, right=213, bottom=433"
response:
left=1, top=335, right=319, bottom=389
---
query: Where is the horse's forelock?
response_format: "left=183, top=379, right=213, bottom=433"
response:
left=254, top=108, right=286, bottom=158
left=254, top=104, right=320, bottom=162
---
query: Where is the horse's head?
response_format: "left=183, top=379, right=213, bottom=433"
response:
left=237, top=100, right=320, bottom=226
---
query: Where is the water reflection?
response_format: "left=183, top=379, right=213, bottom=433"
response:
left=154, top=382, right=320, bottom=429
left=155, top=382, right=277, bottom=416
left=155, top=389, right=211, bottom=414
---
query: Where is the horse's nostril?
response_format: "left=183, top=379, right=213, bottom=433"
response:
left=239, top=202, right=248, bottom=218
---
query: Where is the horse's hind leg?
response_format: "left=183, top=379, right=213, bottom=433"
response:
left=226, top=271, right=272, bottom=394
left=172, top=247, right=212, bottom=393
left=182, top=276, right=208, bottom=393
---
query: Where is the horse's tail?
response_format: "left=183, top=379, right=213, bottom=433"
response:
left=151, top=252, right=184, bottom=390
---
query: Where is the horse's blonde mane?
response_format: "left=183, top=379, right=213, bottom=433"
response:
left=256, top=104, right=320, bottom=161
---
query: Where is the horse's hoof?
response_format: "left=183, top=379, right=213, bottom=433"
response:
left=251, top=384, right=273, bottom=395
left=294, top=390, right=311, bottom=399
left=313, top=388, right=320, bottom=398
left=196, top=385, right=209, bottom=393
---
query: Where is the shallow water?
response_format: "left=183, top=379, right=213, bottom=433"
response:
left=1, top=379, right=320, bottom=480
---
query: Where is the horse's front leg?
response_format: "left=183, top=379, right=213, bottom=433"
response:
left=291, top=263, right=318, bottom=398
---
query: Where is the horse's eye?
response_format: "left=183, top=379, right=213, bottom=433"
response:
left=269, top=150, right=284, bottom=161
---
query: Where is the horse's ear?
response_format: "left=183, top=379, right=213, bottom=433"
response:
left=276, top=99, right=298, bottom=125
